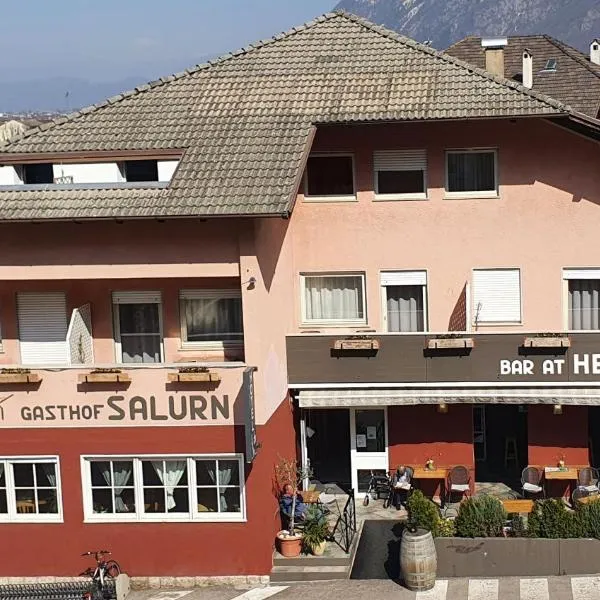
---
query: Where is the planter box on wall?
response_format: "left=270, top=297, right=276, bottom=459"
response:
left=0, top=373, right=41, bottom=384
left=435, top=537, right=600, bottom=578
left=523, top=336, right=571, bottom=348
left=167, top=372, right=222, bottom=383
left=77, top=372, right=131, bottom=384
left=333, top=339, right=380, bottom=351
left=426, top=338, right=474, bottom=350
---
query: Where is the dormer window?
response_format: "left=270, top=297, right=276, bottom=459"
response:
left=123, top=160, right=159, bottom=182
left=542, top=59, right=557, bottom=72
left=23, top=163, right=53, bottom=184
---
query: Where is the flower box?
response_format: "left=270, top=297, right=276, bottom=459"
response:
left=0, top=373, right=41, bottom=384
left=427, top=337, right=474, bottom=350
left=77, top=372, right=131, bottom=383
left=523, top=336, right=570, bottom=348
left=333, top=339, right=380, bottom=351
left=167, top=372, right=221, bottom=383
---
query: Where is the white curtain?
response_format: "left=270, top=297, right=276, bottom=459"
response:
left=386, top=285, right=424, bottom=332
left=570, top=280, right=600, bottom=330
left=112, top=463, right=132, bottom=513
left=305, top=276, right=363, bottom=321
left=218, top=463, right=233, bottom=512
left=185, top=298, right=242, bottom=341
left=41, top=464, right=56, bottom=487
left=152, top=460, right=186, bottom=510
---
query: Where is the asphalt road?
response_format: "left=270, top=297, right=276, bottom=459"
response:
left=130, top=576, right=600, bottom=600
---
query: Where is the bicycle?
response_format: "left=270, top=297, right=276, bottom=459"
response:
left=81, top=550, right=121, bottom=600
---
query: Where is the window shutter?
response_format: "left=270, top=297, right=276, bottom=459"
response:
left=180, top=289, right=241, bottom=300
left=563, top=269, right=600, bottom=280
left=67, top=303, right=94, bottom=364
left=472, top=269, right=521, bottom=323
left=112, top=291, right=161, bottom=304
left=17, top=292, right=68, bottom=365
left=380, top=271, right=427, bottom=286
left=373, top=150, right=427, bottom=172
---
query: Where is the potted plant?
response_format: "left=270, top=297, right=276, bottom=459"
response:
left=302, top=505, right=330, bottom=556
left=274, top=456, right=311, bottom=558
left=426, top=458, right=435, bottom=471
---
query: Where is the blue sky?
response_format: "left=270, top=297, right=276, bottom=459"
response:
left=0, top=0, right=336, bottom=82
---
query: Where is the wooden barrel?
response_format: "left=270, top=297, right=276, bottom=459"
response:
left=400, top=527, right=437, bottom=591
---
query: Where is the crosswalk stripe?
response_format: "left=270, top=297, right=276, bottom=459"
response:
left=519, top=578, right=549, bottom=600
left=468, top=579, right=498, bottom=600
left=571, top=576, right=600, bottom=600
left=232, top=587, right=288, bottom=600
left=416, top=580, right=448, bottom=600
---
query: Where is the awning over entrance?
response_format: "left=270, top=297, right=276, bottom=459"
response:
left=297, top=387, right=600, bottom=408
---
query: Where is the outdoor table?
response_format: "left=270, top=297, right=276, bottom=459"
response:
left=411, top=467, right=448, bottom=505
left=543, top=467, right=579, bottom=499
left=502, top=499, right=534, bottom=514
left=577, top=494, right=600, bottom=505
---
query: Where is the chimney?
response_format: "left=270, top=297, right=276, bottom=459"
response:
left=591, top=39, right=600, bottom=65
left=522, top=49, right=533, bottom=89
left=481, top=37, right=508, bottom=78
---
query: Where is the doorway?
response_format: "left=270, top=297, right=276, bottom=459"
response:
left=590, top=407, right=600, bottom=466
left=305, top=409, right=352, bottom=491
left=474, top=404, right=528, bottom=485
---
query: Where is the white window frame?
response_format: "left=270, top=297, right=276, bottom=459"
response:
left=472, top=267, right=522, bottom=326
left=562, top=268, right=600, bottom=331
left=445, top=148, right=499, bottom=199
left=300, top=272, right=367, bottom=327
left=303, top=153, right=357, bottom=203
left=380, top=270, right=428, bottom=332
left=112, top=291, right=164, bottom=363
left=373, top=150, right=428, bottom=201
left=0, top=456, right=63, bottom=523
left=179, top=289, right=243, bottom=351
left=81, top=454, right=246, bottom=523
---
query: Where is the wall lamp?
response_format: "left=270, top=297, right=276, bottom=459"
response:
left=553, top=404, right=563, bottom=415
left=437, top=402, right=448, bottom=414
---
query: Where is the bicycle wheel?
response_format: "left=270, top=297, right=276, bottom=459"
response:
left=105, top=560, right=121, bottom=578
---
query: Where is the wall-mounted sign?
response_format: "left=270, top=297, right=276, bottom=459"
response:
left=244, top=366, right=260, bottom=463
left=356, top=434, right=367, bottom=448
left=500, top=354, right=600, bottom=376
left=366, top=426, right=377, bottom=440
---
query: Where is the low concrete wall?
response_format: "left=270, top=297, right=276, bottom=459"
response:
left=435, top=538, right=600, bottom=577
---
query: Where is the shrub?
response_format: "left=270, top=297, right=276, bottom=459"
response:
left=438, top=517, right=456, bottom=537
left=577, top=499, right=600, bottom=539
left=528, top=499, right=586, bottom=539
left=406, top=490, right=441, bottom=536
left=454, top=496, right=506, bottom=538
left=507, top=514, right=527, bottom=538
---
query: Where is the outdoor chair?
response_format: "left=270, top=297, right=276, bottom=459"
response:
left=446, top=466, right=471, bottom=503
left=521, top=466, right=545, bottom=498
left=572, top=485, right=591, bottom=506
left=576, top=467, right=600, bottom=495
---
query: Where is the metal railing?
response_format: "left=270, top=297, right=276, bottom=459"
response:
left=330, top=488, right=357, bottom=553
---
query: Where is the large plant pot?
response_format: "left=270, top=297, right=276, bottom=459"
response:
left=277, top=531, right=303, bottom=557
left=311, top=541, right=327, bottom=556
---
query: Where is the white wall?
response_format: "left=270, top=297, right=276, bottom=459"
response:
left=158, top=160, right=179, bottom=182
left=52, top=162, right=125, bottom=184
left=0, top=165, right=23, bottom=185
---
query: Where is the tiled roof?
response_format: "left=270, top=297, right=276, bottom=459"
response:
left=446, top=35, right=600, bottom=118
left=0, top=12, right=573, bottom=221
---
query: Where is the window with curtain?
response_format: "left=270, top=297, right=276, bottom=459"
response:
left=385, top=285, right=426, bottom=332
left=115, top=302, right=162, bottom=363
left=83, top=455, right=244, bottom=522
left=0, top=458, right=61, bottom=522
left=305, top=155, right=355, bottom=198
left=302, top=274, right=366, bottom=324
left=180, top=290, right=243, bottom=348
left=569, top=280, right=600, bottom=330
left=446, top=150, right=497, bottom=195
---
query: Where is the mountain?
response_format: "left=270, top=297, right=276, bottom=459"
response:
left=334, top=0, right=600, bottom=51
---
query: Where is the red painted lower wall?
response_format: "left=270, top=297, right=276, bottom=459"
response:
left=0, top=398, right=295, bottom=577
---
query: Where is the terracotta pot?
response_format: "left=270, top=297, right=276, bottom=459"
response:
left=311, top=541, right=327, bottom=556
left=277, top=532, right=303, bottom=557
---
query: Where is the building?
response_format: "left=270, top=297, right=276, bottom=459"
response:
left=1, top=10, right=600, bottom=582
left=446, top=34, right=600, bottom=118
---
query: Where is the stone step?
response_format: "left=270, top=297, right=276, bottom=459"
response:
left=273, top=555, right=351, bottom=567
left=270, top=565, right=349, bottom=583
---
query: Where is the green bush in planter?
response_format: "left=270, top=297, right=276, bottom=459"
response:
left=507, top=514, right=527, bottom=538
left=406, top=490, right=441, bottom=537
left=577, top=500, right=600, bottom=539
left=454, top=495, right=506, bottom=537
left=528, top=499, right=586, bottom=538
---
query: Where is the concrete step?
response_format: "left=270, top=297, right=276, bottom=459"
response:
left=270, top=565, right=349, bottom=582
left=273, top=555, right=351, bottom=567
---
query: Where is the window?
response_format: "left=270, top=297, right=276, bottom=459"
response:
left=0, top=457, right=62, bottom=522
left=180, top=290, right=243, bottom=349
left=22, top=163, right=54, bottom=184
left=374, top=150, right=427, bottom=199
left=304, top=155, right=355, bottom=200
left=563, top=270, right=600, bottom=330
left=17, top=292, right=68, bottom=365
left=381, top=271, right=427, bottom=332
left=472, top=268, right=521, bottom=325
left=82, top=455, right=244, bottom=522
left=542, top=58, right=557, bottom=72
left=446, top=150, right=498, bottom=198
left=112, top=291, right=163, bottom=363
left=123, top=160, right=159, bottom=182
left=301, top=273, right=366, bottom=325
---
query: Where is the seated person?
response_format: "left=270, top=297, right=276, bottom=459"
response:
left=391, top=465, right=411, bottom=510
left=279, top=483, right=307, bottom=522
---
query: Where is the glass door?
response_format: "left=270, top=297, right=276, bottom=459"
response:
left=473, top=405, right=487, bottom=462
left=350, top=408, right=388, bottom=496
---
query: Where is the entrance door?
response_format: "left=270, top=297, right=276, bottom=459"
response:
left=350, top=408, right=388, bottom=496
